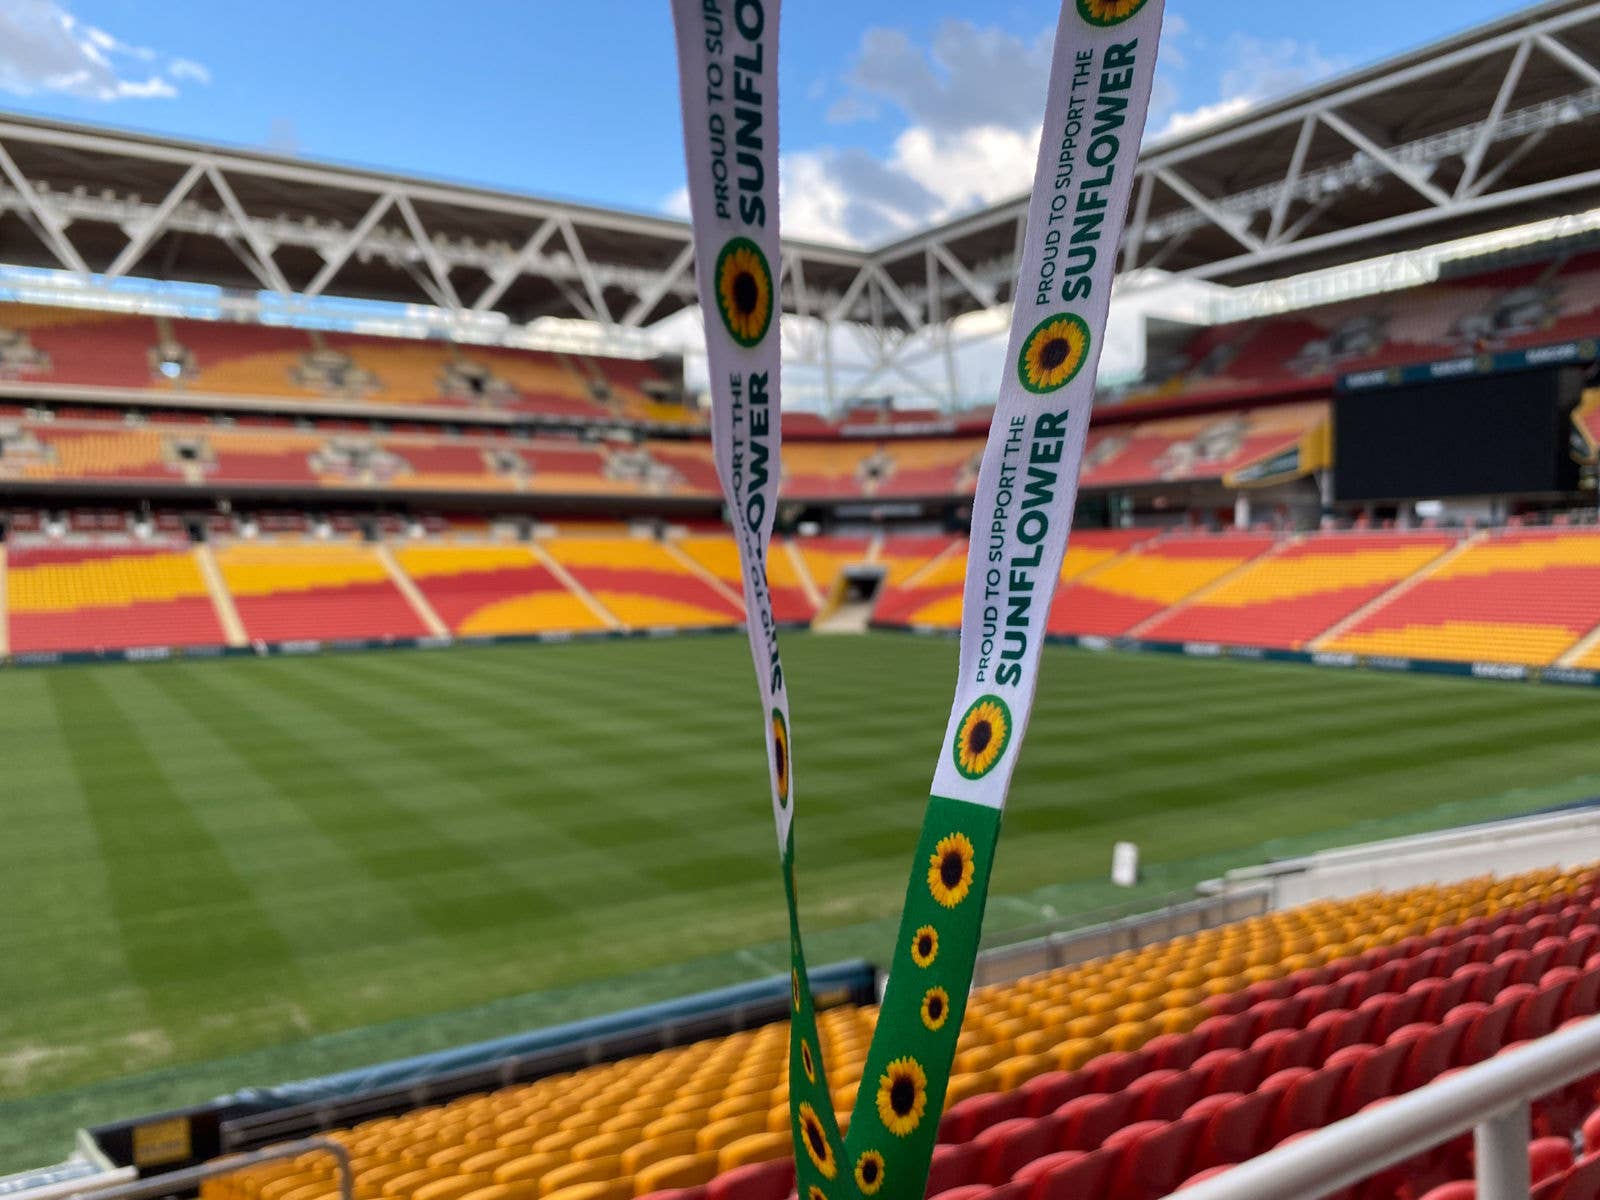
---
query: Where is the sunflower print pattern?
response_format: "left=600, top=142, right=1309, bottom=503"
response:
left=798, top=1102, right=837, bottom=1178
left=910, top=924, right=939, bottom=968
left=714, top=237, right=774, bottom=347
left=1017, top=312, right=1091, bottom=394
left=808, top=1188, right=827, bottom=1200
left=876, top=1056, right=929, bottom=1137
left=920, top=986, right=951, bottom=1032
left=854, top=1151, right=885, bottom=1196
left=801, top=1037, right=817, bottom=1084
left=771, top=709, right=790, bottom=807
left=928, top=832, right=976, bottom=909
left=952, top=694, right=1011, bottom=780
left=1076, top=0, right=1150, bottom=25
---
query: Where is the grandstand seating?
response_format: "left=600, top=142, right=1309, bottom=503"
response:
left=214, top=541, right=429, bottom=643
left=790, top=536, right=873, bottom=602
left=541, top=537, right=743, bottom=630
left=17, top=426, right=180, bottom=483
left=1119, top=249, right=1600, bottom=410
left=395, top=544, right=608, bottom=636
left=0, top=303, right=684, bottom=423
left=1139, top=532, right=1460, bottom=651
left=783, top=443, right=886, bottom=498
left=0, top=303, right=157, bottom=389
left=1079, top=404, right=1328, bottom=490
left=6, top=540, right=224, bottom=653
left=168, top=320, right=321, bottom=399
left=1327, top=528, right=1600, bottom=666
left=874, top=531, right=1154, bottom=629
left=672, top=534, right=814, bottom=624
left=0, top=405, right=1347, bottom=499
left=201, top=861, right=1600, bottom=1200
left=1048, top=533, right=1277, bottom=638
left=874, top=537, right=969, bottom=627
left=877, top=440, right=979, bottom=497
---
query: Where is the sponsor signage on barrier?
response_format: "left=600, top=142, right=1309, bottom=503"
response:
left=1544, top=666, right=1599, bottom=687
left=1339, top=338, right=1599, bottom=392
left=1183, top=642, right=1224, bottom=657
left=1367, top=655, right=1412, bottom=672
left=1312, top=651, right=1358, bottom=668
left=1472, top=661, right=1530, bottom=681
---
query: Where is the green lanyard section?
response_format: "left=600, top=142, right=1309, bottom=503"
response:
left=787, top=798, right=1003, bottom=1199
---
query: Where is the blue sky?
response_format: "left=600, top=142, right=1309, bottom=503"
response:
left=0, top=0, right=1537, bottom=247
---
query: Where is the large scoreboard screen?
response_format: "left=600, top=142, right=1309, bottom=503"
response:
left=1335, top=368, right=1583, bottom=502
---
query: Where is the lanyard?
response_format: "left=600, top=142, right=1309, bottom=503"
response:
left=671, top=2, right=1164, bottom=1193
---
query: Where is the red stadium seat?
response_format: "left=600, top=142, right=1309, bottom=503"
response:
left=706, top=1160, right=788, bottom=1200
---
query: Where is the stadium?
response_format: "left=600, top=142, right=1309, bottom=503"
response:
left=5, top=1, right=1600, bottom=1198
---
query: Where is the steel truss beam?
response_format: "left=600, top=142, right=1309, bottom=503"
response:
left=0, top=0, right=1592, bottom=404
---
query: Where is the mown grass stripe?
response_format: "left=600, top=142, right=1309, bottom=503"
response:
left=41, top=670, right=306, bottom=1040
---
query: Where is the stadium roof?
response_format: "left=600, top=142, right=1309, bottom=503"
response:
left=0, top=0, right=1597, bottom=335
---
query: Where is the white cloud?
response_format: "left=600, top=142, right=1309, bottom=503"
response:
left=1156, top=96, right=1253, bottom=141
left=1151, top=29, right=1345, bottom=142
left=0, top=1, right=207, bottom=102
left=749, top=19, right=1056, bottom=247
left=169, top=58, right=211, bottom=85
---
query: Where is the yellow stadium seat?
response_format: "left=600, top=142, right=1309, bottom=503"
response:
left=631, top=1152, right=718, bottom=1194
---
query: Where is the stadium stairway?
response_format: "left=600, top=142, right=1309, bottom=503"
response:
left=193, top=542, right=249, bottom=647
left=213, top=541, right=432, bottom=645
left=394, top=543, right=614, bottom=637
left=374, top=544, right=450, bottom=638
left=202, top=864, right=1600, bottom=1200
left=539, top=536, right=742, bottom=632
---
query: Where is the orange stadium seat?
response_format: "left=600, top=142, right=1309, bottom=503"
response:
left=672, top=534, right=813, bottom=623
left=540, top=537, right=743, bottom=631
left=875, top=530, right=1154, bottom=630
left=1048, top=533, right=1276, bottom=638
left=1326, top=528, right=1600, bottom=666
left=1139, top=532, right=1460, bottom=650
left=782, top=443, right=883, bottom=499
left=203, top=863, right=1600, bottom=1200
left=214, top=541, right=430, bottom=643
left=395, top=543, right=607, bottom=636
left=878, top=440, right=978, bottom=497
left=6, top=540, right=225, bottom=653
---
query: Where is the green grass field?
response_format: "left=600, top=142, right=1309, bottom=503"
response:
left=5, top=633, right=1600, bottom=1170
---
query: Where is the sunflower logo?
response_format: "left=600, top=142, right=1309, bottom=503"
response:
left=953, top=694, right=1012, bottom=780
left=714, top=237, right=774, bottom=347
left=854, top=1151, right=885, bottom=1196
left=801, top=1038, right=817, bottom=1084
left=928, top=832, right=977, bottom=908
left=771, top=709, right=790, bottom=808
left=921, top=986, right=951, bottom=1032
left=876, top=1057, right=928, bottom=1138
left=1017, top=312, right=1091, bottom=394
left=1076, top=0, right=1151, bottom=25
left=911, top=925, right=939, bottom=968
left=792, top=968, right=802, bottom=1012
left=797, top=1101, right=837, bottom=1178
left=808, top=1189, right=827, bottom=1200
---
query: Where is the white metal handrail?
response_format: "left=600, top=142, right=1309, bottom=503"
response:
left=1164, top=1014, right=1600, bottom=1200
left=66, top=1138, right=350, bottom=1200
